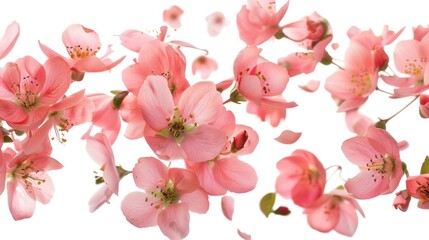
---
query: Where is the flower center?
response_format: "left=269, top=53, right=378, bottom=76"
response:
left=349, top=67, right=373, bottom=97
left=8, top=160, right=46, bottom=193
left=149, top=180, right=178, bottom=208
left=10, top=76, right=40, bottom=109
left=160, top=107, right=198, bottom=142
left=366, top=153, right=395, bottom=182
left=415, top=180, right=429, bottom=199
left=66, top=44, right=100, bottom=59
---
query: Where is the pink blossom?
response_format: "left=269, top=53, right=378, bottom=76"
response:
left=39, top=24, right=125, bottom=79
left=406, top=174, right=429, bottom=209
left=393, top=190, right=411, bottom=211
left=206, top=11, right=229, bottom=36
left=325, top=40, right=378, bottom=112
left=0, top=21, right=19, bottom=60
left=191, top=55, right=218, bottom=79
left=236, top=0, right=289, bottom=46
left=3, top=147, right=62, bottom=220
left=303, top=188, right=364, bottom=237
left=163, top=5, right=184, bottom=29
left=275, top=149, right=326, bottom=207
left=121, top=157, right=208, bottom=240
left=342, top=126, right=403, bottom=199
left=0, top=56, right=71, bottom=131
left=138, top=75, right=226, bottom=162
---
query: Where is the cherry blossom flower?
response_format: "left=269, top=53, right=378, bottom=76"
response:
left=39, top=24, right=125, bottom=80
left=303, top=188, right=364, bottom=237
left=275, top=149, right=326, bottom=207
left=325, top=40, right=378, bottom=112
left=0, top=21, right=19, bottom=60
left=138, top=75, right=226, bottom=162
left=206, top=12, right=229, bottom=36
left=191, top=55, right=218, bottom=79
left=406, top=174, right=429, bottom=209
left=237, top=0, right=289, bottom=46
left=342, top=126, right=403, bottom=199
left=0, top=56, right=71, bottom=131
left=163, top=5, right=184, bottom=29
left=3, top=146, right=62, bottom=220
left=121, top=157, right=208, bottom=240
left=393, top=190, right=411, bottom=211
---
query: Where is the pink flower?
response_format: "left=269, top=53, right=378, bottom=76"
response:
left=393, top=190, right=411, bottom=211
left=342, top=126, right=403, bottom=199
left=0, top=56, right=71, bottom=131
left=303, top=188, right=364, bottom=237
left=246, top=96, right=297, bottom=127
left=275, top=149, right=326, bottom=207
left=121, top=157, right=208, bottom=240
left=139, top=75, right=226, bottom=162
left=163, top=5, right=184, bottom=29
left=406, top=174, right=429, bottom=209
left=3, top=147, right=63, bottom=220
left=419, top=93, right=429, bottom=118
left=0, top=21, right=19, bottom=60
left=206, top=12, right=229, bottom=36
left=236, top=0, right=289, bottom=46
left=83, top=132, right=120, bottom=212
left=192, top=55, right=218, bottom=79
left=325, top=40, right=378, bottom=112
left=39, top=24, right=125, bottom=80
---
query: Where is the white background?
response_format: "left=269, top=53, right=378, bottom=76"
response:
left=0, top=0, right=428, bottom=239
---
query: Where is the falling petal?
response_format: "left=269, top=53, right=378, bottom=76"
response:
left=221, top=195, right=234, bottom=221
left=237, top=229, right=251, bottom=240
left=275, top=130, right=302, bottom=144
left=299, top=80, right=320, bottom=92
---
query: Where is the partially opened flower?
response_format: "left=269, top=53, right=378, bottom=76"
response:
left=393, top=189, right=411, bottom=211
left=206, top=12, right=229, bottom=36
left=121, top=157, right=208, bottom=240
left=342, top=126, right=403, bottom=199
left=304, top=188, right=365, bottom=237
left=275, top=149, right=326, bottom=207
left=163, top=5, right=184, bottom=29
left=406, top=174, right=429, bottom=209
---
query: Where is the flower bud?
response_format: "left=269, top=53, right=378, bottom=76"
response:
left=393, top=190, right=411, bottom=212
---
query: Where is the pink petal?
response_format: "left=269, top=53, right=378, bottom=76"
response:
left=181, top=124, right=226, bottom=162
left=163, top=5, right=184, bottom=29
left=334, top=201, right=359, bottom=237
left=168, top=168, right=200, bottom=194
left=238, top=75, right=262, bottom=102
left=299, top=80, right=320, bottom=92
left=145, top=132, right=186, bottom=161
left=179, top=189, right=209, bottom=214
left=133, top=157, right=168, bottom=190
left=119, top=29, right=155, bottom=52
left=158, top=203, right=190, bottom=240
left=121, top=191, right=161, bottom=228
left=341, top=136, right=381, bottom=166
left=393, top=40, right=421, bottom=75
left=274, top=130, right=302, bottom=144
left=0, top=21, right=19, bottom=59
left=221, top=195, right=234, bottom=221
left=213, top=157, right=258, bottom=193
left=7, top=180, right=36, bottom=220
left=253, top=62, right=289, bottom=96
left=50, top=89, right=85, bottom=111
left=237, top=228, right=251, bottom=240
left=233, top=46, right=261, bottom=78
left=0, top=99, right=27, bottom=123
left=62, top=24, right=101, bottom=58
left=89, top=185, right=114, bottom=213
left=344, top=171, right=389, bottom=199
left=305, top=196, right=339, bottom=233
left=138, top=75, right=174, bottom=131
left=185, top=161, right=227, bottom=196
left=39, top=57, right=71, bottom=105
left=32, top=172, right=55, bottom=204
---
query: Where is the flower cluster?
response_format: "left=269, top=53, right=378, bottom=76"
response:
left=0, top=0, right=428, bottom=239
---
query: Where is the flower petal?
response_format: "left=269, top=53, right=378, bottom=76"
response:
left=274, top=130, right=302, bottom=144
left=221, top=195, right=234, bottom=221
left=158, top=203, right=190, bottom=240
left=213, top=157, right=257, bottom=193
left=121, top=191, right=161, bottom=228
left=133, top=157, right=168, bottom=190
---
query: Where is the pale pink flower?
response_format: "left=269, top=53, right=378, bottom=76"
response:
left=3, top=147, right=62, bottom=220
left=39, top=24, right=125, bottom=80
left=420, top=94, right=429, bottom=118
left=139, top=75, right=226, bottom=162
left=206, top=12, right=229, bottom=36
left=163, top=5, right=183, bottom=29
left=0, top=21, right=19, bottom=60
left=275, top=149, right=326, bottom=207
left=0, top=56, right=71, bottom=131
left=237, top=0, right=289, bottom=46
left=186, top=124, right=258, bottom=195
left=192, top=55, right=218, bottom=79
left=406, top=174, right=429, bottom=209
left=121, top=157, right=208, bottom=240
left=82, top=132, right=120, bottom=212
left=122, top=38, right=189, bottom=103
left=304, top=188, right=364, bottom=237
left=342, top=126, right=403, bottom=199
left=325, top=40, right=378, bottom=112
left=393, top=190, right=411, bottom=212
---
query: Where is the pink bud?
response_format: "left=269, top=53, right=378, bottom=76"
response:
left=231, top=130, right=248, bottom=153
left=393, top=190, right=411, bottom=212
left=419, top=94, right=429, bottom=118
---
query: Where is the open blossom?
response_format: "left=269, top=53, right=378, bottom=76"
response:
left=342, top=126, right=403, bottom=199
left=121, top=157, right=208, bottom=240
left=39, top=24, right=125, bottom=80
left=0, top=21, right=19, bottom=60
left=2, top=146, right=62, bottom=220
left=138, top=75, right=226, bottom=162
left=237, top=0, right=289, bottom=45
left=163, top=5, right=184, bottom=29
left=0, top=56, right=71, bottom=131
left=206, top=11, right=229, bottom=36
left=325, top=40, right=378, bottom=112
left=406, top=174, right=429, bottom=209
left=275, top=149, right=326, bottom=207
left=304, top=188, right=365, bottom=237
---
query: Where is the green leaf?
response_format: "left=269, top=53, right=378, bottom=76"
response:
left=421, top=156, right=429, bottom=174
left=260, top=192, right=276, bottom=218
